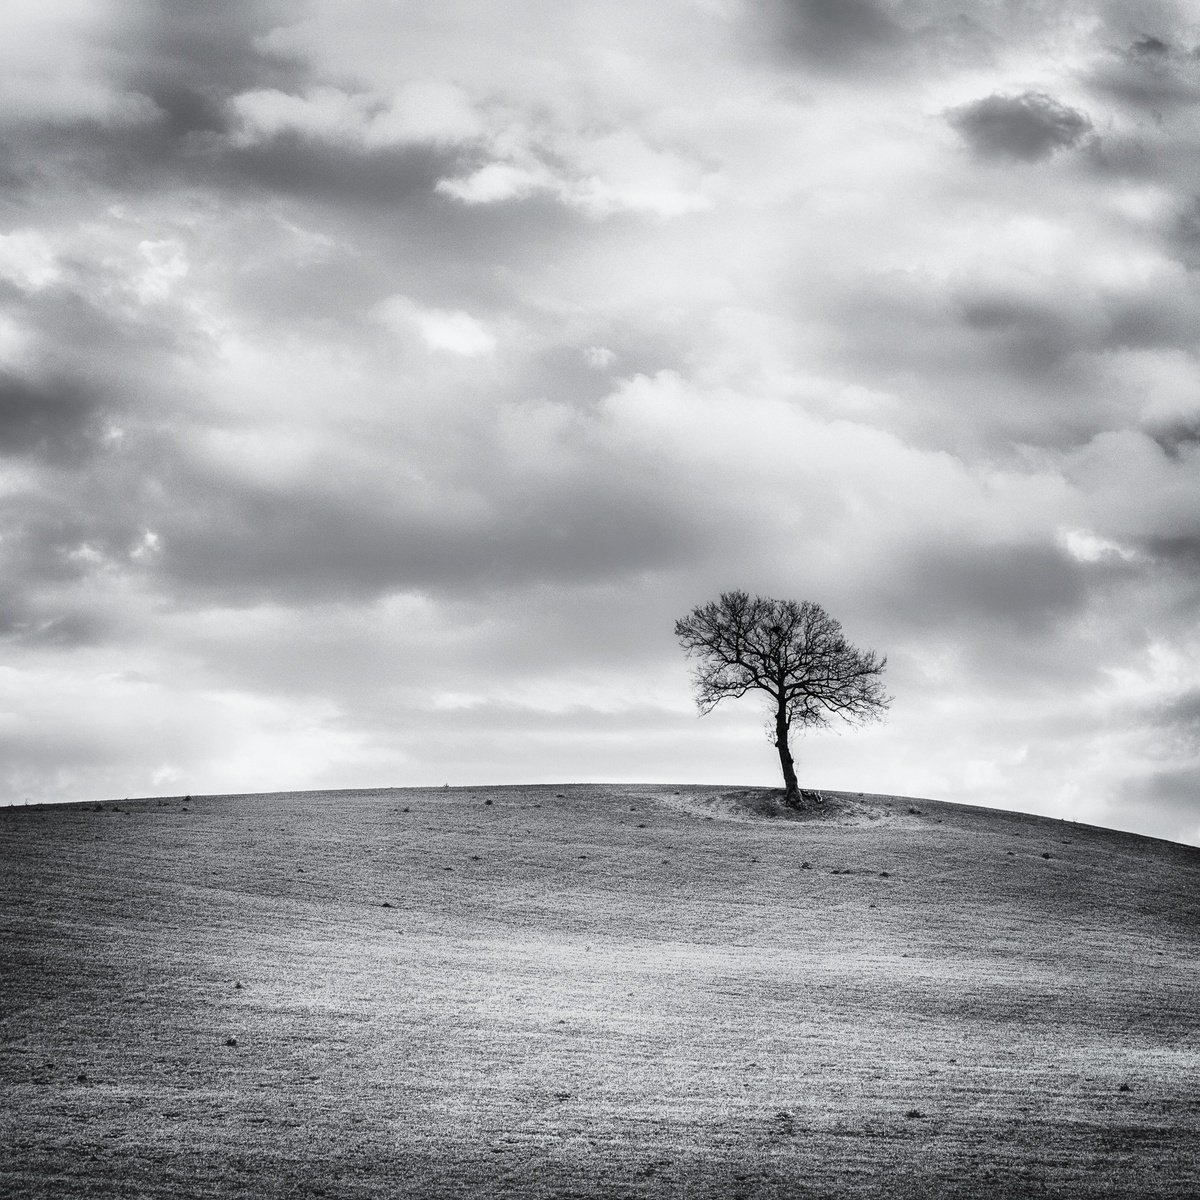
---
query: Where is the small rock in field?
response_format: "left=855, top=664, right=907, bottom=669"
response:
left=226, top=1037, right=238, bottom=1047
left=381, top=901, right=393, bottom=908
left=484, top=798, right=492, bottom=805
left=76, top=1072, right=89, bottom=1083
left=880, top=871, right=890, bottom=877
left=1041, top=852, right=1052, bottom=859
left=555, top=793, right=566, bottom=799
left=234, top=981, right=243, bottom=989
left=443, top=866, right=453, bottom=871
left=905, top=1109, right=924, bottom=1119
left=470, top=855, right=481, bottom=861
left=637, top=823, right=646, bottom=828
left=1118, top=1082, right=1131, bottom=1092
left=1006, top=851, right=1014, bottom=856
left=801, top=861, right=811, bottom=869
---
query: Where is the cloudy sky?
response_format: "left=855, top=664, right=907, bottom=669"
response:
left=2, top=0, right=1199, bottom=843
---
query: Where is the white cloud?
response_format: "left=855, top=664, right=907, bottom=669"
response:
left=0, top=231, right=61, bottom=290
left=373, top=295, right=498, bottom=356
left=364, top=80, right=484, bottom=146
left=1058, top=528, right=1138, bottom=563
left=230, top=86, right=371, bottom=144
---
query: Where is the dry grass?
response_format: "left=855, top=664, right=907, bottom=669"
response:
left=2, top=784, right=1198, bottom=1198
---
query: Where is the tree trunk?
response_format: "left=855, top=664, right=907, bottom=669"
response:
left=774, top=705, right=799, bottom=805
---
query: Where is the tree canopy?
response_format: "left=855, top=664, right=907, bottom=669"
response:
left=674, top=591, right=890, bottom=803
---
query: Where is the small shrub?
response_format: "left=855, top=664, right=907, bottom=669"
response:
left=905, top=1109, right=924, bottom=1119
left=484, top=798, right=493, bottom=806
left=225, top=1037, right=238, bottom=1047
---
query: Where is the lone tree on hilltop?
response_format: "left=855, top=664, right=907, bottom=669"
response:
left=674, top=591, right=890, bottom=806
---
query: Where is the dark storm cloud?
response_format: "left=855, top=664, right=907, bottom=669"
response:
left=1159, top=688, right=1200, bottom=735
left=0, top=373, right=101, bottom=464
left=948, top=92, right=1092, bottom=161
left=892, top=541, right=1089, bottom=630
left=769, top=0, right=906, bottom=71
left=1140, top=533, right=1200, bottom=568
left=1168, top=197, right=1200, bottom=269
left=0, top=487, right=143, bottom=589
left=957, top=284, right=1200, bottom=368
left=0, top=1, right=301, bottom=181
left=1089, top=35, right=1200, bottom=114
left=218, top=137, right=468, bottom=208
left=1124, top=764, right=1200, bottom=842
left=1147, top=417, right=1200, bottom=459
left=125, top=0, right=306, bottom=96
left=151, top=463, right=704, bottom=606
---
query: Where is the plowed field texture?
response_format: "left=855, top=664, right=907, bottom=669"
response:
left=2, top=784, right=1198, bottom=1198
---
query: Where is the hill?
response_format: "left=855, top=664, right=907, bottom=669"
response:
left=2, top=785, right=1198, bottom=1198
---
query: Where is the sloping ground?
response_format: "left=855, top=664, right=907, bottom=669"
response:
left=1, top=784, right=1198, bottom=1199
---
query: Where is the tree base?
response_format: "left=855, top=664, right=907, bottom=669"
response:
left=783, top=788, right=825, bottom=810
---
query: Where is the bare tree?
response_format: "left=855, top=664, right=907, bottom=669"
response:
left=674, top=591, right=890, bottom=805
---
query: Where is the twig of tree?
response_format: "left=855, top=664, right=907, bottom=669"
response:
left=675, top=591, right=890, bottom=805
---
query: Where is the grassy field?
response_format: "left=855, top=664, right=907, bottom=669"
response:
left=2, top=784, right=1199, bottom=1198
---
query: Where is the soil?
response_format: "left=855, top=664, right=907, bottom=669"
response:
left=2, top=784, right=1198, bottom=1198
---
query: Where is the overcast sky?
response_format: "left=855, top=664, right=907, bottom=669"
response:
left=2, top=0, right=1199, bottom=844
